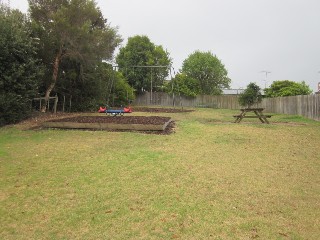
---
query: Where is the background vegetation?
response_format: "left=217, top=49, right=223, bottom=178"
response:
left=179, top=51, right=231, bottom=95
left=0, top=6, right=43, bottom=126
left=238, top=83, right=263, bottom=108
left=265, top=80, right=312, bottom=97
left=116, top=35, right=171, bottom=93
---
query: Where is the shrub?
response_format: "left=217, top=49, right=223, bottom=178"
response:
left=0, top=7, right=43, bottom=126
left=238, top=83, right=263, bottom=108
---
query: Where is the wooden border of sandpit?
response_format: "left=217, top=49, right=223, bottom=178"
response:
left=42, top=119, right=172, bottom=131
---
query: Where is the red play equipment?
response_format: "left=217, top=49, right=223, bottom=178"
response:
left=98, top=107, right=107, bottom=113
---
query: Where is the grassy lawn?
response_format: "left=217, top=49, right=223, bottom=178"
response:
left=1, top=108, right=319, bottom=239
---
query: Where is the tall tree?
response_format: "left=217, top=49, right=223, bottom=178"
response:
left=166, top=73, right=200, bottom=97
left=28, top=0, right=122, bottom=111
left=265, top=80, right=312, bottom=97
left=0, top=6, right=43, bottom=125
left=181, top=51, right=231, bottom=95
left=116, top=35, right=171, bottom=93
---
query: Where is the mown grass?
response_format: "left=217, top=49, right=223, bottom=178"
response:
left=1, top=108, right=320, bottom=239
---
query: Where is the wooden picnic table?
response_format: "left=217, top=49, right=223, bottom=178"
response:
left=233, top=108, right=271, bottom=124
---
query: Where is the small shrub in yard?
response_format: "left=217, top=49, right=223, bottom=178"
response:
left=238, top=82, right=263, bottom=108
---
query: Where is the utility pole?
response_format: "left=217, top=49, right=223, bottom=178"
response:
left=318, top=71, right=320, bottom=93
left=261, top=70, right=271, bottom=89
left=150, top=68, right=153, bottom=104
left=115, top=65, right=169, bottom=104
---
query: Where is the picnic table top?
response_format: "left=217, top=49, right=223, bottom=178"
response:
left=240, top=108, right=265, bottom=111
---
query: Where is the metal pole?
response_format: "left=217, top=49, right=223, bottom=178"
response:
left=261, top=70, right=271, bottom=89
left=150, top=68, right=153, bottom=104
left=54, top=95, right=58, bottom=113
left=170, top=67, right=175, bottom=107
left=63, top=95, right=65, bottom=112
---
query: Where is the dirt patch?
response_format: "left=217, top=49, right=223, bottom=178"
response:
left=15, top=112, right=175, bottom=134
left=43, top=116, right=174, bottom=134
left=14, top=112, right=82, bottom=130
left=49, top=116, right=171, bottom=125
left=132, top=107, right=194, bottom=113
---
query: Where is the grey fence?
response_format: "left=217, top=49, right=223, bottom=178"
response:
left=260, top=94, right=320, bottom=121
left=133, top=92, right=320, bottom=121
left=133, top=92, right=241, bottom=109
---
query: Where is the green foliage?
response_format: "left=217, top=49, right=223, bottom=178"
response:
left=181, top=51, right=231, bottom=95
left=166, top=73, right=200, bottom=97
left=265, top=80, right=312, bottom=97
left=110, top=73, right=135, bottom=107
left=59, top=62, right=134, bottom=111
left=0, top=6, right=43, bottom=126
left=29, top=0, right=121, bottom=63
left=28, top=0, right=122, bottom=110
left=238, top=83, right=263, bottom=108
left=116, top=35, right=171, bottom=93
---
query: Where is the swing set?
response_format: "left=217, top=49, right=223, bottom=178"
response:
left=99, top=64, right=182, bottom=114
left=98, top=106, right=132, bottom=116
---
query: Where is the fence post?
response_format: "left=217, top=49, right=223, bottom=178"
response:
left=53, top=95, right=58, bottom=113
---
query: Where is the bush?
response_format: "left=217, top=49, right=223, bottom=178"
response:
left=238, top=83, right=262, bottom=108
left=0, top=7, right=43, bottom=126
left=265, top=80, right=312, bottom=97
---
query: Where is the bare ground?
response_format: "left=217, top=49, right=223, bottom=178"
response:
left=16, top=112, right=176, bottom=134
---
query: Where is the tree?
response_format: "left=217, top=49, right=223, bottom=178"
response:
left=181, top=51, right=231, bottom=95
left=0, top=6, right=43, bottom=126
left=166, top=73, right=200, bottom=97
left=28, top=0, right=122, bottom=112
left=55, top=61, right=134, bottom=111
left=116, top=35, right=171, bottom=93
left=112, top=72, right=135, bottom=106
left=265, top=80, right=312, bottom=97
left=81, top=63, right=135, bottom=108
left=238, top=83, right=263, bottom=108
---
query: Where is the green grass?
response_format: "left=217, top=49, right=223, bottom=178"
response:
left=1, top=108, right=320, bottom=239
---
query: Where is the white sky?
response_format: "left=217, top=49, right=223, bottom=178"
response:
left=9, top=0, right=320, bottom=91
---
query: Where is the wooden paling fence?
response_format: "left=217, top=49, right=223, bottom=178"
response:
left=133, top=92, right=320, bottom=121
left=260, top=95, right=320, bottom=121
left=133, top=92, right=242, bottom=109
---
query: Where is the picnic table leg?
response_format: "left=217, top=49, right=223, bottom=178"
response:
left=262, top=115, right=269, bottom=124
left=254, top=111, right=269, bottom=124
left=254, top=110, right=265, bottom=123
left=234, top=116, right=240, bottom=123
left=235, top=111, right=246, bottom=123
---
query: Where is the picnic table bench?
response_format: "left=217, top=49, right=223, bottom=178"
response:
left=233, top=108, right=271, bottom=124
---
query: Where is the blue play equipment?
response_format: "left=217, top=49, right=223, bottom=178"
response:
left=98, top=106, right=132, bottom=116
left=106, top=109, right=126, bottom=116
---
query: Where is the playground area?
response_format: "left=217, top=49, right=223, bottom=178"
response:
left=1, top=107, right=319, bottom=239
left=43, top=116, right=173, bottom=132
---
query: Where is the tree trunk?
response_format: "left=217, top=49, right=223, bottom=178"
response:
left=41, top=48, right=63, bottom=112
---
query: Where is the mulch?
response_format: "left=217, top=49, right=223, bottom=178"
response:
left=17, top=110, right=176, bottom=134
left=49, top=116, right=171, bottom=125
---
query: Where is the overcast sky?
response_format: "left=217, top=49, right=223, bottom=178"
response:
left=9, top=0, right=320, bottom=91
